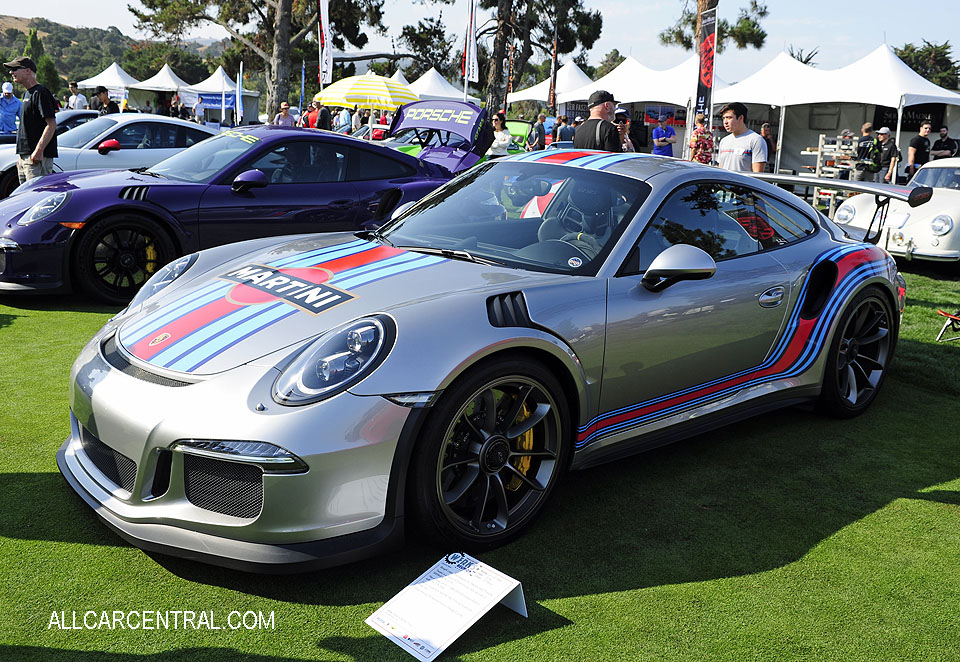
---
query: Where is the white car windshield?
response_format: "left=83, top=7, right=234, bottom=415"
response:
left=58, top=117, right=118, bottom=149
left=381, top=161, right=651, bottom=276
left=911, top=167, right=960, bottom=190
left=145, top=129, right=264, bottom=183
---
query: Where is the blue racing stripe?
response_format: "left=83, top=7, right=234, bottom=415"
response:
left=187, top=309, right=299, bottom=373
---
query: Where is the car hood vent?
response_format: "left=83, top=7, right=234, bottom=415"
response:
left=119, top=186, right=149, bottom=201
left=487, top=292, right=532, bottom=328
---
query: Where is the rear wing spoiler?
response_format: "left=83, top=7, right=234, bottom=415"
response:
left=744, top=173, right=933, bottom=244
left=388, top=100, right=494, bottom=173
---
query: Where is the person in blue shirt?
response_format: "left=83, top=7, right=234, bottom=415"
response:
left=0, top=81, right=22, bottom=134
left=652, top=113, right=677, bottom=157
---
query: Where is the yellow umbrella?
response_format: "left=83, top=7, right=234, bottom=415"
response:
left=315, top=72, right=418, bottom=111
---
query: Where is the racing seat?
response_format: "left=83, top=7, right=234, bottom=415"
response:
left=537, top=185, right=615, bottom=259
left=936, top=308, right=960, bottom=342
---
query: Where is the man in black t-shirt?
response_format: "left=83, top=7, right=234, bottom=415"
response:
left=94, top=86, right=120, bottom=115
left=876, top=127, right=900, bottom=183
left=3, top=56, right=57, bottom=185
left=573, top=90, right=621, bottom=152
left=852, top=122, right=879, bottom=182
left=931, top=126, right=958, bottom=160
left=907, top=121, right=931, bottom=179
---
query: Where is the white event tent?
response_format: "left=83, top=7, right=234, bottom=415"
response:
left=507, top=60, right=593, bottom=107
left=180, top=65, right=260, bottom=124
left=408, top=67, right=480, bottom=103
left=77, top=62, right=141, bottom=108
left=126, top=63, right=191, bottom=110
left=390, top=69, right=410, bottom=86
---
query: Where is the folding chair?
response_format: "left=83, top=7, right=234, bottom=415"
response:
left=935, top=308, right=960, bottom=342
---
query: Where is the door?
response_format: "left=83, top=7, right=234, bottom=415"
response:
left=196, top=139, right=359, bottom=248
left=599, top=181, right=795, bottom=425
left=76, top=121, right=183, bottom=170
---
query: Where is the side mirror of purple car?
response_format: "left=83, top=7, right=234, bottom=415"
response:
left=641, top=243, right=717, bottom=292
left=97, top=139, right=121, bottom=155
left=232, top=169, right=269, bottom=193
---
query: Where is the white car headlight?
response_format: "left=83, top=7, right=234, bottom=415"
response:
left=835, top=205, right=855, bottom=223
left=930, top=214, right=953, bottom=236
left=125, top=253, right=199, bottom=309
left=17, top=191, right=71, bottom=225
left=273, top=315, right=396, bottom=405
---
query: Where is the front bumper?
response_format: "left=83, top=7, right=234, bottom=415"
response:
left=57, top=329, right=421, bottom=572
left=882, top=227, right=960, bottom=262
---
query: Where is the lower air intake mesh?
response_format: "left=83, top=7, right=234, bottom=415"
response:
left=183, top=454, right=263, bottom=518
left=80, top=427, right=137, bottom=492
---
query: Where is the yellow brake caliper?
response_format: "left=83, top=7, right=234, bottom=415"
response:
left=506, top=401, right=533, bottom=491
left=145, top=242, right=158, bottom=275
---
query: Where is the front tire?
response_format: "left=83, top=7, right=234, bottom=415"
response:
left=74, top=214, right=175, bottom=304
left=0, top=168, right=19, bottom=199
left=410, top=357, right=570, bottom=549
left=818, top=288, right=895, bottom=418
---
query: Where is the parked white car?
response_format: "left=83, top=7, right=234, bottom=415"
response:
left=0, top=114, right=218, bottom=198
left=835, top=158, right=960, bottom=263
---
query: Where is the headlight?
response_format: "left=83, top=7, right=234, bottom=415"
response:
left=17, top=191, right=71, bottom=225
left=930, top=214, right=953, bottom=236
left=834, top=205, right=855, bottom=223
left=273, top=315, right=396, bottom=405
left=126, top=252, right=199, bottom=309
left=171, top=439, right=307, bottom=474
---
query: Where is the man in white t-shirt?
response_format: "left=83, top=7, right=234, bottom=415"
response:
left=67, top=82, right=88, bottom=110
left=717, top=102, right=767, bottom=172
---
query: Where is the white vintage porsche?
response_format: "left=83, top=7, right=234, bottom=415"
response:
left=835, top=158, right=959, bottom=263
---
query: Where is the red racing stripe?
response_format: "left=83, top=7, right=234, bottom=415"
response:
left=315, top=244, right=404, bottom=273
left=534, top=150, right=600, bottom=164
left=129, top=297, right=242, bottom=361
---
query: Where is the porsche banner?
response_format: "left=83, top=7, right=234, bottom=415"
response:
left=462, top=0, right=479, bottom=83
left=694, top=7, right=717, bottom=118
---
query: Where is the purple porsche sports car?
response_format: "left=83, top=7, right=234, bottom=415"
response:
left=0, top=103, right=492, bottom=303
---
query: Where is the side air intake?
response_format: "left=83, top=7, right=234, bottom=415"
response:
left=119, top=186, right=149, bottom=201
left=487, top=292, right=532, bottom=328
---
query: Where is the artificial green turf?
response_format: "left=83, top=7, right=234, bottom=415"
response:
left=1, top=267, right=959, bottom=661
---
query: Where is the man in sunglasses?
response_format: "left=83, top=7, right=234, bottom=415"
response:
left=3, top=56, right=57, bottom=185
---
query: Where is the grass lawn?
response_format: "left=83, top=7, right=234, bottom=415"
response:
left=1, top=265, right=958, bottom=661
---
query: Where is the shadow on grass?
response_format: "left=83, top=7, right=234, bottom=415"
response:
left=894, top=259, right=960, bottom=282
left=889, top=337, right=960, bottom=397
left=0, top=293, right=121, bottom=315
left=0, top=647, right=316, bottom=662
left=0, top=311, right=18, bottom=330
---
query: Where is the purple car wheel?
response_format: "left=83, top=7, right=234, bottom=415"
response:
left=74, top=215, right=175, bottom=304
left=819, top=288, right=894, bottom=418
left=412, top=357, right=570, bottom=548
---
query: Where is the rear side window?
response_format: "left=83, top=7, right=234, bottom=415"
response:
left=344, top=147, right=415, bottom=181
left=182, top=126, right=213, bottom=147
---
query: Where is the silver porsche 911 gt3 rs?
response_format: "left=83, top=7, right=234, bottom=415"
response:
left=58, top=150, right=917, bottom=572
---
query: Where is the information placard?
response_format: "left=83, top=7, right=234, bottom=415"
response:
left=365, top=553, right=526, bottom=661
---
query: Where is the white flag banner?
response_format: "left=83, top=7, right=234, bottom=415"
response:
left=236, top=61, right=244, bottom=121
left=319, top=0, right=333, bottom=85
left=462, top=0, right=479, bottom=83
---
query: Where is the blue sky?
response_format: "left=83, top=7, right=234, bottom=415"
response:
left=3, top=0, right=957, bottom=83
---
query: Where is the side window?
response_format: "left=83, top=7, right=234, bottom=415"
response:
left=748, top=189, right=816, bottom=247
left=246, top=142, right=347, bottom=184
left=149, top=124, right=178, bottom=149
left=105, top=122, right=151, bottom=149
left=635, top=182, right=760, bottom=272
left=344, top=147, right=415, bottom=181
left=182, top=127, right=212, bottom=147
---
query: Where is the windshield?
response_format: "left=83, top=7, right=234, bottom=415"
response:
left=911, top=166, right=960, bottom=190
left=381, top=161, right=651, bottom=276
left=146, top=129, right=263, bottom=183
left=58, top=117, right=117, bottom=149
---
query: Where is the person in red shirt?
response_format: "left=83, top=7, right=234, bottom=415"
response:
left=688, top=113, right=714, bottom=165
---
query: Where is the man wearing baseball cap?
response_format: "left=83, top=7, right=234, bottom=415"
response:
left=573, top=90, right=622, bottom=152
left=876, top=127, right=900, bottom=184
left=0, top=81, right=22, bottom=137
left=3, top=56, right=57, bottom=185
left=652, top=113, right=676, bottom=157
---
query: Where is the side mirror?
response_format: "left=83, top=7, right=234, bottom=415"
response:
left=231, top=169, right=269, bottom=193
left=97, top=139, right=121, bottom=155
left=390, top=201, right=416, bottom=221
left=641, top=244, right=717, bottom=292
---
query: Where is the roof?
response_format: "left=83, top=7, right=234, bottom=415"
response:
left=77, top=62, right=140, bottom=89
left=181, top=66, right=260, bottom=97
left=131, top=64, right=191, bottom=92
left=408, top=67, right=479, bottom=103
left=507, top=61, right=594, bottom=104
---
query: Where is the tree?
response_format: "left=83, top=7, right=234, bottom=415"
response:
left=23, top=27, right=44, bottom=61
left=658, top=0, right=768, bottom=53
left=595, top=49, right=625, bottom=78
left=787, top=45, right=819, bottom=67
left=400, top=15, right=457, bottom=80
left=131, top=0, right=387, bottom=116
left=122, top=41, right=209, bottom=83
left=895, top=40, right=959, bottom=90
left=478, top=0, right=602, bottom=113
left=36, top=56, right=63, bottom=95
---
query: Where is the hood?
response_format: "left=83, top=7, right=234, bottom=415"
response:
left=9, top=168, right=188, bottom=198
left=115, top=234, right=568, bottom=376
left=389, top=100, right=493, bottom=174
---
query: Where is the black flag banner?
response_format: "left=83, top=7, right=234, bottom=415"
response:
left=694, top=7, right=718, bottom=118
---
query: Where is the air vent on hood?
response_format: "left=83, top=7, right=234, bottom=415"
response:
left=119, top=186, right=149, bottom=201
left=487, top=292, right=532, bottom=328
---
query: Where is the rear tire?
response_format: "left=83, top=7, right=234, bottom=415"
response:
left=410, top=357, right=570, bottom=550
left=818, top=288, right=895, bottom=418
left=74, top=214, right=175, bottom=305
left=0, top=168, right=19, bottom=199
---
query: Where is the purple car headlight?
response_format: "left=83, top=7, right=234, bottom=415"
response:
left=273, top=315, right=396, bottom=406
left=17, top=191, right=71, bottom=225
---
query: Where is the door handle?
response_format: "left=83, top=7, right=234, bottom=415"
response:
left=759, top=286, right=785, bottom=308
left=329, top=199, right=353, bottom=209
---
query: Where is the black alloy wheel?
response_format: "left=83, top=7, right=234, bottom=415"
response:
left=819, top=288, right=895, bottom=418
left=411, top=358, right=569, bottom=548
left=75, top=215, right=175, bottom=304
